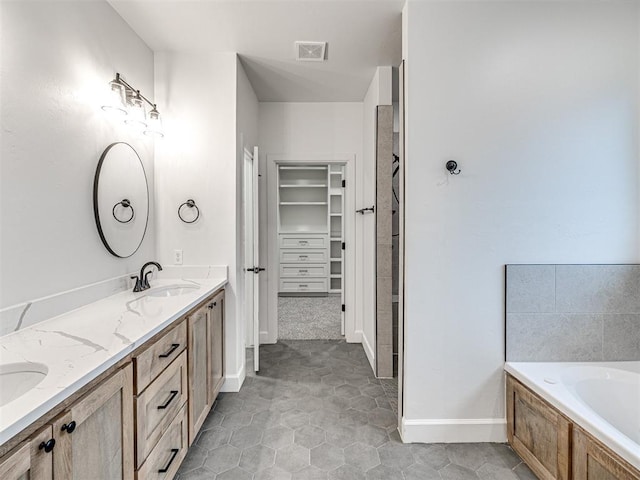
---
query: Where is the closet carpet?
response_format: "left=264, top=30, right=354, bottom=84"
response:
left=278, top=296, right=342, bottom=340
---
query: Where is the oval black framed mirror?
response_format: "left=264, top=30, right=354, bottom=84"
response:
left=93, top=142, right=149, bottom=258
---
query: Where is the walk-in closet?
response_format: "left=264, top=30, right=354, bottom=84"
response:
left=277, top=163, right=345, bottom=340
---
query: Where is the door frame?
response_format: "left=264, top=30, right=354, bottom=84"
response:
left=265, top=154, right=356, bottom=344
left=243, top=148, right=255, bottom=349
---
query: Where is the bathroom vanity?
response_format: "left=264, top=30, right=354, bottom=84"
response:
left=0, top=277, right=226, bottom=480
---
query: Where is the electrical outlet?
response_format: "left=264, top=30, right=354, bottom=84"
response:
left=174, top=249, right=183, bottom=265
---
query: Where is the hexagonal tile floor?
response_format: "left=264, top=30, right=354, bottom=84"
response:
left=174, top=340, right=536, bottom=480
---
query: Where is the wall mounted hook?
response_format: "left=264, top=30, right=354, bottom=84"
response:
left=446, top=160, right=461, bottom=175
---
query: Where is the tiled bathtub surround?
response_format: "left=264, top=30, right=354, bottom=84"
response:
left=506, top=265, right=640, bottom=362
left=0, top=265, right=227, bottom=336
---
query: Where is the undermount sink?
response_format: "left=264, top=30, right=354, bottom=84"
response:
left=146, top=285, right=200, bottom=298
left=0, top=362, right=48, bottom=407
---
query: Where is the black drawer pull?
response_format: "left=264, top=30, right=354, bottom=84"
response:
left=157, top=390, right=179, bottom=410
left=158, top=343, right=180, bottom=359
left=61, top=421, right=76, bottom=434
left=158, top=448, right=180, bottom=473
left=207, top=301, right=217, bottom=309
left=39, top=439, right=55, bottom=453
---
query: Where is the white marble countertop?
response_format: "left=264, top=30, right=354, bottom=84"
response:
left=0, top=275, right=227, bottom=447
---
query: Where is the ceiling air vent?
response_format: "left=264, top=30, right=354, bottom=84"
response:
left=295, top=41, right=327, bottom=62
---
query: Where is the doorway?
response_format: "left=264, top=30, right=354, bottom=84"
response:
left=264, top=155, right=357, bottom=346
left=276, top=163, right=346, bottom=340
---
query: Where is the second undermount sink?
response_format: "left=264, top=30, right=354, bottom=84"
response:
left=146, top=285, right=200, bottom=298
left=0, top=362, right=48, bottom=407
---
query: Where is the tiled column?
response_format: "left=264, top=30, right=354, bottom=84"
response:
left=376, top=105, right=394, bottom=377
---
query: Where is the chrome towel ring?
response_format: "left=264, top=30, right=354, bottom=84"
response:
left=112, top=199, right=134, bottom=223
left=178, top=199, right=200, bottom=223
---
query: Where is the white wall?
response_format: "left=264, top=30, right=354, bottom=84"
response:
left=361, top=67, right=393, bottom=370
left=258, top=103, right=363, bottom=343
left=236, top=59, right=259, bottom=347
left=153, top=52, right=245, bottom=390
left=402, top=1, right=640, bottom=442
left=0, top=1, right=156, bottom=310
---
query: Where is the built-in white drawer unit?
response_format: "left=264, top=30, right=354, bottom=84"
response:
left=280, top=264, right=327, bottom=278
left=279, top=278, right=328, bottom=293
left=280, top=235, right=327, bottom=249
left=280, top=249, right=327, bottom=264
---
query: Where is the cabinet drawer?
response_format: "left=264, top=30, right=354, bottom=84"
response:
left=135, top=320, right=186, bottom=394
left=137, top=404, right=189, bottom=480
left=280, top=264, right=327, bottom=278
left=279, top=279, right=327, bottom=293
left=280, top=236, right=327, bottom=249
left=280, top=250, right=327, bottom=263
left=136, top=351, right=188, bottom=468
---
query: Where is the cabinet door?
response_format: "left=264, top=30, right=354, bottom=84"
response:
left=573, top=426, right=640, bottom=480
left=506, top=375, right=571, bottom=480
left=208, top=291, right=225, bottom=405
left=53, top=364, right=134, bottom=480
left=0, top=427, right=53, bottom=480
left=188, top=303, right=211, bottom=444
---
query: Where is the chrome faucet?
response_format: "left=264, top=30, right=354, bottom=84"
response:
left=132, top=261, right=163, bottom=292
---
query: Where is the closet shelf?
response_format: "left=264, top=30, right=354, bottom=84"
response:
left=279, top=166, right=327, bottom=171
left=280, top=184, right=327, bottom=188
left=280, top=202, right=328, bottom=206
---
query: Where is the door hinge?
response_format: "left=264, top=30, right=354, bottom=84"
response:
left=341, top=179, right=346, bottom=188
left=341, top=242, right=345, bottom=250
left=341, top=304, right=345, bottom=312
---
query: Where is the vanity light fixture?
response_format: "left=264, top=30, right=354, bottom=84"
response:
left=101, top=73, right=164, bottom=137
left=101, top=75, right=128, bottom=116
left=125, top=91, right=147, bottom=129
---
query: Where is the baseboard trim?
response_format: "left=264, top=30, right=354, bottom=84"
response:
left=400, top=417, right=507, bottom=443
left=361, top=332, right=375, bottom=373
left=221, top=362, right=246, bottom=392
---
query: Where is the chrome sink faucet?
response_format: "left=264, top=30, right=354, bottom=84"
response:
left=131, top=261, right=163, bottom=292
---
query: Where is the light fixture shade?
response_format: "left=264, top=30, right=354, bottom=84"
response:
left=144, top=106, right=164, bottom=138
left=101, top=77, right=127, bottom=116
left=125, top=91, right=147, bottom=128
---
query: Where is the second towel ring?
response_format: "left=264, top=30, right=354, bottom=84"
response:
left=112, top=199, right=134, bottom=223
left=178, top=199, right=200, bottom=223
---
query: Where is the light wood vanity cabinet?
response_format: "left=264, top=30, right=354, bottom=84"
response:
left=53, top=364, right=134, bottom=480
left=0, top=287, right=225, bottom=480
left=208, top=290, right=225, bottom=407
left=188, top=290, right=225, bottom=444
left=0, top=427, right=53, bottom=480
left=0, top=365, right=134, bottom=480
left=507, top=374, right=640, bottom=480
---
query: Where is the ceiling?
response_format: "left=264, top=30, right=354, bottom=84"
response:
left=108, top=0, right=403, bottom=102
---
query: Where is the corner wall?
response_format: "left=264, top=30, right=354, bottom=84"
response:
left=402, top=0, right=640, bottom=442
left=362, top=67, right=393, bottom=370
left=154, top=52, right=245, bottom=390
left=0, top=0, right=156, bottom=311
left=236, top=59, right=259, bottom=349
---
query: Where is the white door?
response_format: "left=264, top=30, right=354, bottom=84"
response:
left=244, top=147, right=261, bottom=372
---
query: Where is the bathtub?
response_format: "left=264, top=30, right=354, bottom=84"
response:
left=504, top=361, right=640, bottom=471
